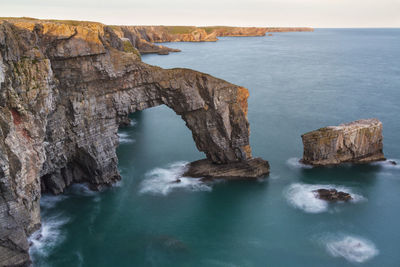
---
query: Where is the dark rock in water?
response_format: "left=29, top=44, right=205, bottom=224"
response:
left=388, top=160, right=397, bottom=165
left=301, top=119, right=386, bottom=166
left=184, top=158, right=270, bottom=179
left=157, top=50, right=170, bottom=55
left=173, top=179, right=181, bottom=183
left=313, top=189, right=352, bottom=202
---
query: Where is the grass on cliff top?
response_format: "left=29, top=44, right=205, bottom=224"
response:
left=122, top=40, right=141, bottom=60
left=0, top=17, right=103, bottom=27
left=162, top=26, right=198, bottom=34
left=199, top=26, right=236, bottom=34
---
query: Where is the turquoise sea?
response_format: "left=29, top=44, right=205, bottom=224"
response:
left=30, top=29, right=400, bottom=266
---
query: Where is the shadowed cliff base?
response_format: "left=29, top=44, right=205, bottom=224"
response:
left=0, top=18, right=275, bottom=266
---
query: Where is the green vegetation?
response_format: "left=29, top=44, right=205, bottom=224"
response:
left=162, top=26, right=196, bottom=34
left=122, top=40, right=141, bottom=60
left=0, top=17, right=102, bottom=27
left=199, top=26, right=234, bottom=34
left=46, top=19, right=103, bottom=27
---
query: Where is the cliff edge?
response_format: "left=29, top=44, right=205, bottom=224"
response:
left=0, top=18, right=269, bottom=266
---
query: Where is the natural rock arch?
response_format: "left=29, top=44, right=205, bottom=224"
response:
left=0, top=20, right=268, bottom=266
left=42, top=54, right=253, bottom=194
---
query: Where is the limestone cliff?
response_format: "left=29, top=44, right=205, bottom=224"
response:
left=301, top=119, right=385, bottom=166
left=86, top=24, right=314, bottom=55
left=0, top=18, right=269, bottom=266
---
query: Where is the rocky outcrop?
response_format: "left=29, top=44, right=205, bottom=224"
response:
left=313, top=189, right=352, bottom=202
left=301, top=119, right=385, bottom=166
left=0, top=18, right=269, bottom=266
left=94, top=25, right=314, bottom=54
left=184, top=158, right=270, bottom=179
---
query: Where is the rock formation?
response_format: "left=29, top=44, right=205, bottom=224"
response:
left=110, top=25, right=313, bottom=54
left=313, top=189, right=352, bottom=202
left=301, top=119, right=385, bottom=166
left=0, top=18, right=270, bottom=266
left=184, top=158, right=270, bottom=179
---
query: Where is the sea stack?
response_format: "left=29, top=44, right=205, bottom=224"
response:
left=301, top=119, right=385, bottom=166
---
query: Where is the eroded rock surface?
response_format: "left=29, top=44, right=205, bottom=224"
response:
left=313, top=189, right=352, bottom=202
left=301, top=119, right=385, bottom=166
left=112, top=25, right=313, bottom=54
left=184, top=158, right=269, bottom=179
left=0, top=18, right=269, bottom=266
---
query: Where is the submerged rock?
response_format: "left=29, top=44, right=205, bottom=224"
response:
left=184, top=158, right=270, bottom=179
left=313, top=189, right=352, bottom=202
left=301, top=119, right=385, bottom=166
left=388, top=160, right=397, bottom=165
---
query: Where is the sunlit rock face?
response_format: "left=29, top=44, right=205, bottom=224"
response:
left=0, top=18, right=268, bottom=266
left=301, top=119, right=385, bottom=166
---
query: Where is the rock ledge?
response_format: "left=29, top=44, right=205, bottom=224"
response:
left=184, top=158, right=270, bottom=179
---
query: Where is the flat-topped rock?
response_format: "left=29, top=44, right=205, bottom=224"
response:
left=301, top=119, right=385, bottom=166
left=184, top=158, right=270, bottom=179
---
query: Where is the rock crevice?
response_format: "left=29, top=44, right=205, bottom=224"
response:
left=0, top=18, right=269, bottom=266
left=301, top=119, right=385, bottom=166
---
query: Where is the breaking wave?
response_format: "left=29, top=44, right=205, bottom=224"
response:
left=118, top=132, right=135, bottom=144
left=324, top=234, right=379, bottom=263
left=40, top=194, right=68, bottom=209
left=286, top=157, right=313, bottom=169
left=371, top=159, right=399, bottom=170
left=284, top=183, right=365, bottom=213
left=139, top=161, right=212, bottom=196
left=29, top=214, right=70, bottom=258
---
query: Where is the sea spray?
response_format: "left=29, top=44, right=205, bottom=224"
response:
left=118, top=132, right=135, bottom=144
left=284, top=183, right=365, bottom=213
left=29, top=213, right=70, bottom=258
left=322, top=234, right=379, bottom=263
left=139, top=161, right=212, bottom=196
left=286, top=157, right=313, bottom=169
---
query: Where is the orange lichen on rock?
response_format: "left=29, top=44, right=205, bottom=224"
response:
left=237, top=86, right=249, bottom=117
left=242, top=144, right=252, bottom=159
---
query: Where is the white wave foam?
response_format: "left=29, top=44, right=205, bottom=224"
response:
left=29, top=214, right=70, bottom=257
left=371, top=159, right=399, bottom=170
left=325, top=235, right=379, bottom=263
left=118, top=132, right=135, bottom=144
left=284, top=183, right=365, bottom=213
left=40, top=195, right=68, bottom=210
left=130, top=119, right=137, bottom=126
left=287, top=157, right=313, bottom=169
left=139, top=161, right=212, bottom=196
left=69, top=183, right=99, bottom=197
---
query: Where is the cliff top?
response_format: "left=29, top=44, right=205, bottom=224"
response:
left=1, top=17, right=313, bottom=33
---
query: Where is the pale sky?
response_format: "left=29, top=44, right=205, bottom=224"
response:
left=0, top=0, right=399, bottom=27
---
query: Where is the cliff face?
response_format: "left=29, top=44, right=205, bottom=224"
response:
left=0, top=18, right=269, bottom=266
left=107, top=25, right=314, bottom=54
left=301, top=119, right=385, bottom=166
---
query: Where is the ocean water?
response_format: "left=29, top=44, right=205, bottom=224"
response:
left=30, top=29, right=400, bottom=266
